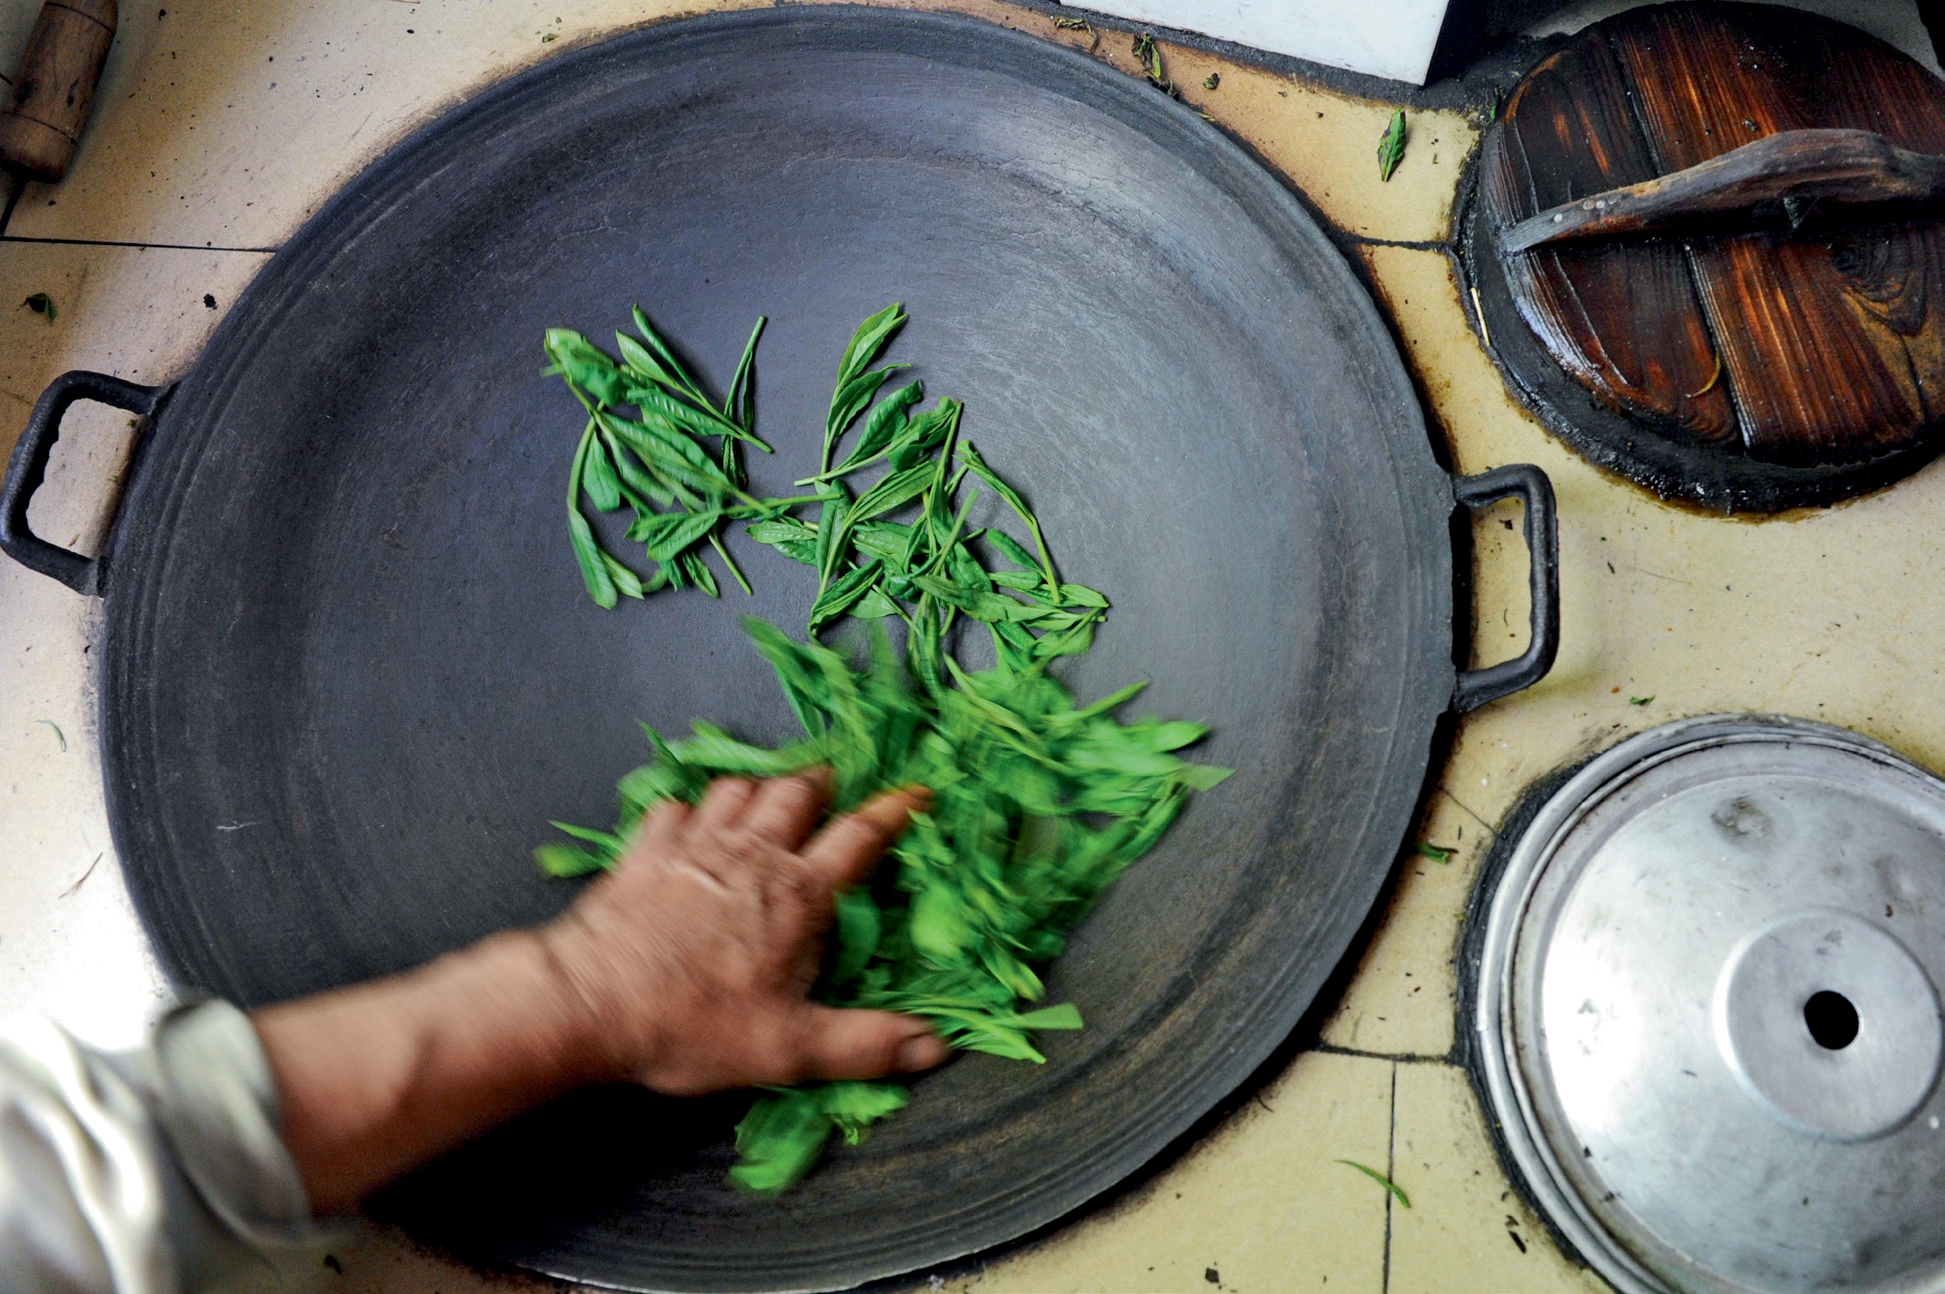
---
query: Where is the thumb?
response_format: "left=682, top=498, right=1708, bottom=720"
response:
left=792, top=1006, right=951, bottom=1082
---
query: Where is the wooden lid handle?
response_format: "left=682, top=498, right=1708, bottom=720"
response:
left=1499, top=127, right=1945, bottom=254
left=0, top=0, right=118, bottom=182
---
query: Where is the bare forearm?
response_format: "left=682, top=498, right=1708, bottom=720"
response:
left=251, top=929, right=605, bottom=1212
left=247, top=776, right=942, bottom=1215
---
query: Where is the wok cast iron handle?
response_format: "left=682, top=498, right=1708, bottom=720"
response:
left=1, top=370, right=172, bottom=595
left=1451, top=463, right=1559, bottom=713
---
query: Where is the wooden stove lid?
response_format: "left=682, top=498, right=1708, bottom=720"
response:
left=1474, top=2, right=1945, bottom=511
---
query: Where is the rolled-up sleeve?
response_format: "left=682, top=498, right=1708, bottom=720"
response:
left=0, top=1001, right=316, bottom=1293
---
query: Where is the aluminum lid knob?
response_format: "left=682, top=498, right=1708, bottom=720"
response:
left=1714, top=909, right=1942, bottom=1143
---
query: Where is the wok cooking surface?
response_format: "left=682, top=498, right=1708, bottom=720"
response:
left=94, top=9, right=1454, bottom=1290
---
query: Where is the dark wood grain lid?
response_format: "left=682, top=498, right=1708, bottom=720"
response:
left=1475, top=2, right=1945, bottom=508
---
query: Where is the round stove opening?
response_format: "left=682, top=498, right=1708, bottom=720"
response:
left=1804, top=990, right=1860, bottom=1050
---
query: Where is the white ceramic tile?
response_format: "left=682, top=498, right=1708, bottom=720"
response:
left=1071, top=0, right=1452, bottom=83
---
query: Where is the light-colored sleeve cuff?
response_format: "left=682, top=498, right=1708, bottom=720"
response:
left=0, top=1000, right=322, bottom=1294
left=146, top=999, right=319, bottom=1273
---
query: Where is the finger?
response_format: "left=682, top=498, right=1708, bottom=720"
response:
left=799, top=786, right=930, bottom=893
left=742, top=769, right=833, bottom=850
left=691, top=776, right=757, bottom=833
left=612, top=798, right=689, bottom=871
left=791, top=1006, right=951, bottom=1082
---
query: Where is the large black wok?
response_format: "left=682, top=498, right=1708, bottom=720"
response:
left=0, top=9, right=1556, bottom=1290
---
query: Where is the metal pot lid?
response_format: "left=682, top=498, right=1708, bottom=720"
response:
left=1474, top=715, right=1945, bottom=1294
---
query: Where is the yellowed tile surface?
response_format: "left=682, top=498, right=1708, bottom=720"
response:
left=1319, top=792, right=1484, bottom=1060
left=1061, top=33, right=1476, bottom=242
left=1365, top=238, right=1945, bottom=810
left=8, top=0, right=1471, bottom=251
left=1387, top=1062, right=1607, bottom=1294
left=0, top=241, right=271, bottom=458
left=5, top=0, right=771, bottom=249
left=898, top=1050, right=1394, bottom=1294
left=278, top=1222, right=556, bottom=1294
left=0, top=240, right=273, bottom=1049
left=0, top=553, right=166, bottom=1052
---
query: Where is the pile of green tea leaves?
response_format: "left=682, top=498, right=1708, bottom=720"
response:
left=537, top=305, right=1228, bottom=1193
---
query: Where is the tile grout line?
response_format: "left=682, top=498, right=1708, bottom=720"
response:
left=1344, top=234, right=1452, bottom=252
left=1311, top=1041, right=1456, bottom=1066
left=0, top=235, right=282, bottom=254
left=1382, top=1059, right=1398, bottom=1294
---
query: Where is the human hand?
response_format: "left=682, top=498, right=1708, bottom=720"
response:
left=540, top=771, right=950, bottom=1096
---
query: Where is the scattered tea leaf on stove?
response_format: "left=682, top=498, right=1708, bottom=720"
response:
left=1414, top=841, right=1453, bottom=864
left=1629, top=696, right=1654, bottom=706
left=22, top=292, right=55, bottom=324
left=37, top=719, right=65, bottom=752
left=1337, top=1159, right=1411, bottom=1208
left=1052, top=15, right=1100, bottom=48
left=621, top=307, right=711, bottom=407
left=1132, top=32, right=1178, bottom=98
left=1377, top=109, right=1408, bottom=182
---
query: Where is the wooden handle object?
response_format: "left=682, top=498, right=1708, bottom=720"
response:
left=0, top=0, right=117, bottom=182
left=1499, top=127, right=1945, bottom=254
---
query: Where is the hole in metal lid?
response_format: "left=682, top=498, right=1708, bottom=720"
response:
left=1805, top=990, right=1860, bottom=1050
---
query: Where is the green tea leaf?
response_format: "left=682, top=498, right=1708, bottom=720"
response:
left=845, top=464, right=935, bottom=529
left=628, top=507, right=725, bottom=562
left=681, top=549, right=720, bottom=598
left=627, top=378, right=763, bottom=448
left=832, top=888, right=882, bottom=983
left=581, top=433, right=623, bottom=511
left=911, top=574, right=1040, bottom=623
left=1010, top=1003, right=1084, bottom=1031
left=724, top=315, right=767, bottom=431
left=986, top=530, right=1040, bottom=571
left=545, top=329, right=629, bottom=407
left=602, top=549, right=646, bottom=600
left=568, top=487, right=619, bottom=610
left=809, top=560, right=884, bottom=630
left=730, top=1091, right=833, bottom=1194
left=535, top=843, right=610, bottom=877
left=623, top=307, right=711, bottom=405
left=836, top=303, right=907, bottom=389
left=1337, top=1159, right=1410, bottom=1208
left=826, top=366, right=903, bottom=451
left=541, top=305, right=1235, bottom=1196
left=1377, top=109, right=1408, bottom=182
left=548, top=821, right=628, bottom=854
left=834, top=380, right=924, bottom=473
